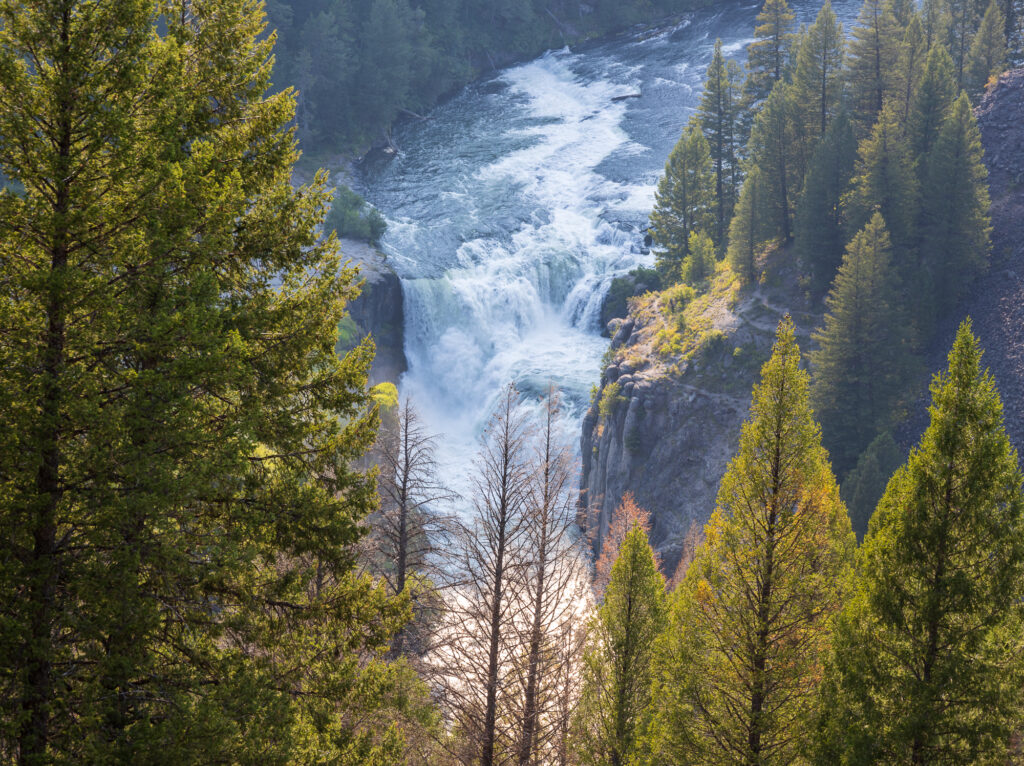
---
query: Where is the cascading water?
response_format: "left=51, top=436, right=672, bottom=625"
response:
left=356, top=0, right=859, bottom=504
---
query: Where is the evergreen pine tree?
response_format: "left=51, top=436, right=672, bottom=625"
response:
left=810, top=214, right=915, bottom=475
left=747, top=82, right=802, bottom=241
left=0, top=1, right=414, bottom=761
left=894, top=15, right=929, bottom=123
left=845, top=103, right=920, bottom=256
left=650, top=318, right=856, bottom=765
left=698, top=40, right=744, bottom=243
left=792, top=0, right=846, bottom=138
left=681, top=230, right=718, bottom=286
left=841, top=430, right=903, bottom=539
left=796, top=111, right=858, bottom=295
left=909, top=43, right=959, bottom=159
left=649, top=124, right=715, bottom=284
left=845, top=0, right=903, bottom=131
left=923, top=0, right=952, bottom=46
left=727, top=165, right=768, bottom=285
left=573, top=525, right=667, bottom=766
left=817, top=321, right=1024, bottom=764
left=918, top=91, right=992, bottom=319
left=745, top=0, right=798, bottom=106
left=966, top=0, right=1008, bottom=96
left=948, top=0, right=982, bottom=85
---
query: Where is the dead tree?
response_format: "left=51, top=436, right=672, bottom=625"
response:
left=440, top=384, right=532, bottom=766
left=511, top=391, right=589, bottom=766
left=367, top=397, right=458, bottom=656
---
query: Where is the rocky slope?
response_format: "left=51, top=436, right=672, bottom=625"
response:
left=338, top=239, right=406, bottom=385
left=579, top=264, right=820, bottom=570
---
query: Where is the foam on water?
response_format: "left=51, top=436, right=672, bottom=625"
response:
left=359, top=0, right=863, bottom=511
left=392, top=49, right=653, bottom=502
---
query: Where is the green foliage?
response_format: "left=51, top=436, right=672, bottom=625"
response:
left=894, top=15, right=929, bottom=123
left=649, top=318, right=855, bottom=765
left=845, top=103, right=919, bottom=255
left=840, top=430, right=903, bottom=539
left=269, top=0, right=716, bottom=157
left=816, top=321, right=1024, bottom=764
left=370, top=381, right=400, bottom=412
left=698, top=39, right=745, bottom=242
left=966, top=0, right=1007, bottom=96
left=0, top=1, right=412, bottom=761
left=792, top=0, right=846, bottom=138
left=598, top=381, right=627, bottom=420
left=744, top=0, right=797, bottom=106
left=327, top=184, right=388, bottom=243
left=810, top=214, right=915, bottom=475
left=747, top=82, right=803, bottom=241
left=726, top=165, right=768, bottom=285
left=918, top=91, right=991, bottom=320
left=650, top=124, right=716, bottom=283
left=845, top=0, right=903, bottom=130
left=573, top=526, right=667, bottom=766
left=795, top=111, right=858, bottom=295
left=680, top=230, right=718, bottom=286
left=948, top=0, right=983, bottom=84
left=601, top=267, right=662, bottom=329
left=909, top=43, right=959, bottom=159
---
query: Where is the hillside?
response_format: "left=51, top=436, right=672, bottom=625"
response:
left=582, top=71, right=1024, bottom=569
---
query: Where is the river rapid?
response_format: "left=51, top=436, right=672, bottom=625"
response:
left=356, top=0, right=859, bottom=503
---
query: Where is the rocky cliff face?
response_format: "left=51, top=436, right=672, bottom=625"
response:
left=338, top=238, right=406, bottom=385
left=579, top=265, right=818, bottom=570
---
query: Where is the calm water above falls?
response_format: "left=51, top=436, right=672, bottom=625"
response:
left=357, top=0, right=859, bottom=503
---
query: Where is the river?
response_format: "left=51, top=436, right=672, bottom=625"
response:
left=356, top=0, right=859, bottom=502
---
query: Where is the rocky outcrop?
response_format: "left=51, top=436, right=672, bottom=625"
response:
left=579, top=267, right=818, bottom=571
left=339, top=238, right=406, bottom=385
left=917, top=69, right=1024, bottom=448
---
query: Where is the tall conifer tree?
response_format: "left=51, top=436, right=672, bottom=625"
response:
left=573, top=525, right=667, bottom=766
left=747, top=83, right=802, bottom=241
left=727, top=166, right=768, bottom=285
left=649, top=124, right=715, bottom=283
left=796, top=111, right=858, bottom=294
left=845, top=103, right=919, bottom=257
left=909, top=43, right=959, bottom=159
left=894, top=15, right=929, bottom=123
left=966, top=0, right=1008, bottom=96
left=745, top=0, right=797, bottom=106
left=793, top=0, right=846, bottom=138
left=918, top=91, right=991, bottom=319
left=0, top=0, right=413, bottom=761
left=698, top=40, right=744, bottom=244
left=650, top=318, right=855, bottom=765
left=810, top=214, right=914, bottom=475
left=817, top=321, right=1024, bottom=764
left=845, top=0, right=903, bottom=130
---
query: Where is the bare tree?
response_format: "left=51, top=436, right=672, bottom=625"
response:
left=511, top=391, right=590, bottom=766
left=439, top=384, right=533, bottom=766
left=366, top=397, right=458, bottom=657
